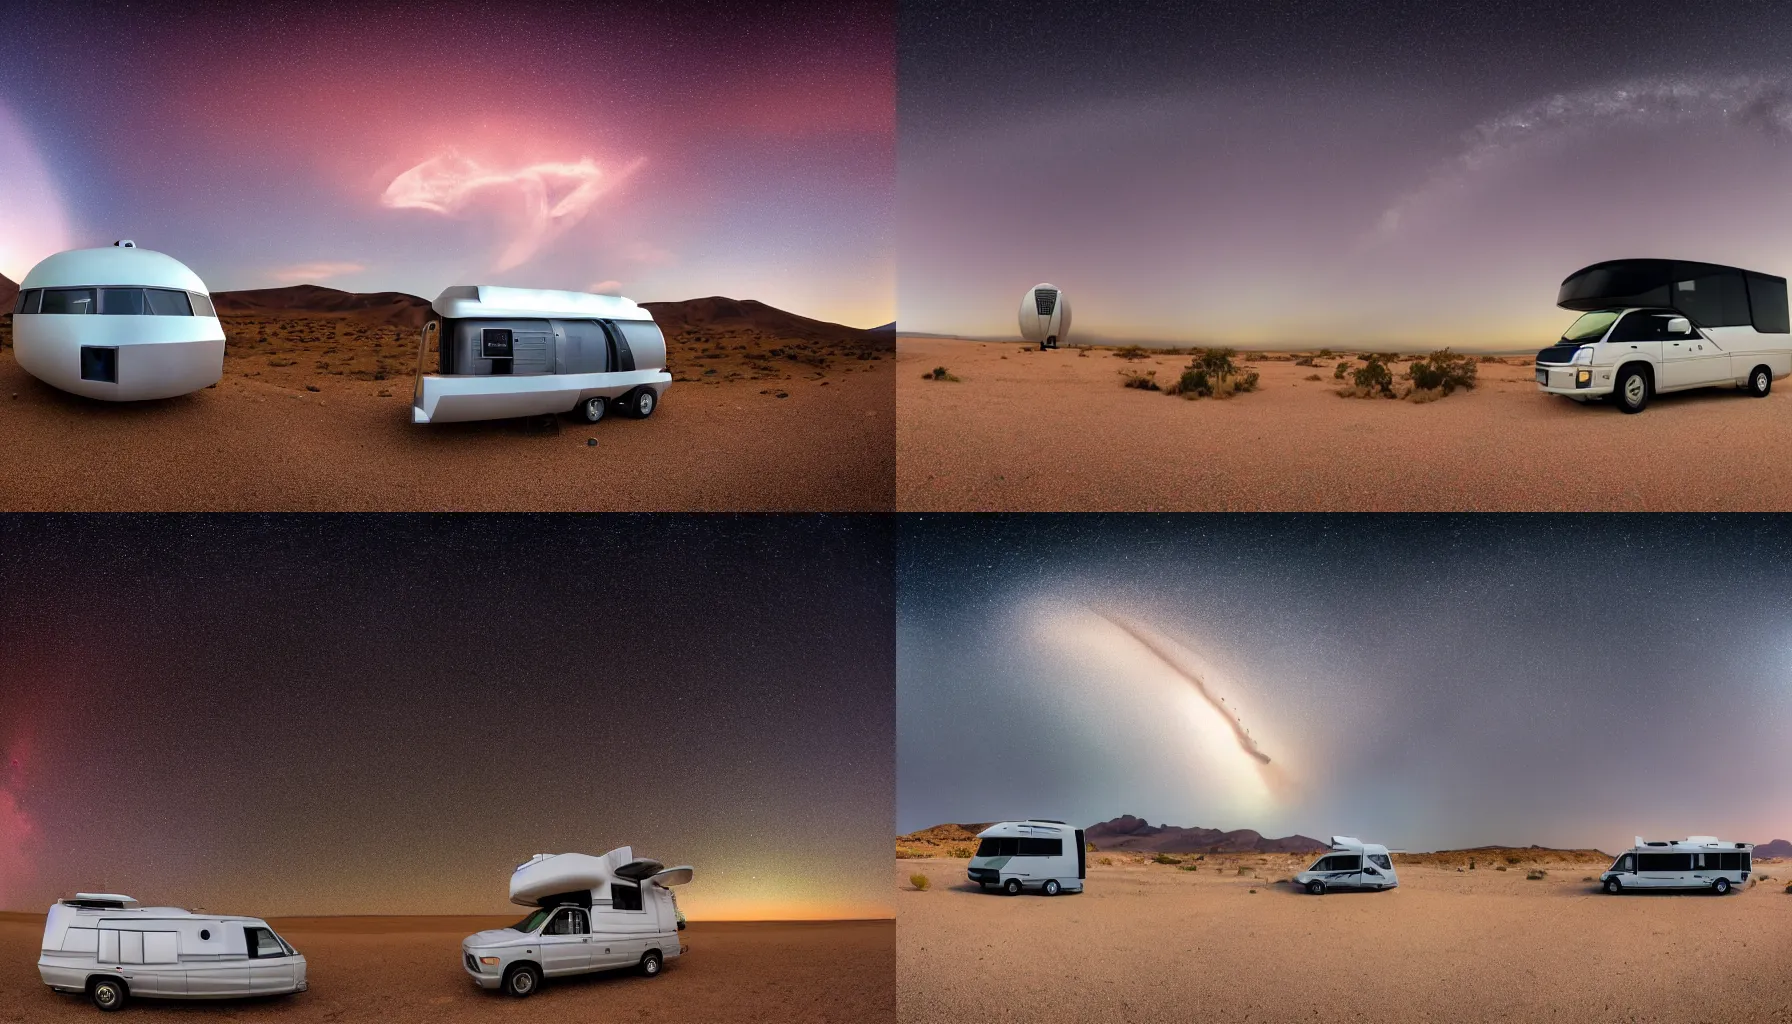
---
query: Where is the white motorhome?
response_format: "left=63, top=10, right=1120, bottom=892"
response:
left=36, top=893, right=306, bottom=1012
left=1600, top=836, right=1753, bottom=894
left=1293, top=837, right=1399, bottom=895
left=462, top=847, right=692, bottom=998
left=1537, top=259, right=1792, bottom=412
left=411, top=285, right=671, bottom=424
left=966, top=820, right=1086, bottom=895
left=1018, top=283, right=1071, bottom=350
left=11, top=241, right=225, bottom=401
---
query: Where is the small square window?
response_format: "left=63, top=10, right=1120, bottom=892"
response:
left=81, top=347, right=119, bottom=383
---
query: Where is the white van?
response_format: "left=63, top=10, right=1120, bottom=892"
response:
left=37, top=893, right=306, bottom=1011
left=462, top=847, right=692, bottom=998
left=412, top=285, right=671, bottom=424
left=1600, top=836, right=1753, bottom=894
left=966, top=820, right=1086, bottom=895
left=1537, top=259, right=1792, bottom=412
left=1294, top=837, right=1398, bottom=895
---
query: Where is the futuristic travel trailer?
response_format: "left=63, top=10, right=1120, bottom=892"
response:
left=462, top=847, right=692, bottom=998
left=11, top=241, right=224, bottom=401
left=36, top=893, right=306, bottom=1011
left=1293, top=837, right=1399, bottom=895
left=1600, top=837, right=1753, bottom=894
left=1018, top=283, right=1071, bottom=350
left=1536, top=259, right=1792, bottom=412
left=411, top=285, right=671, bottom=424
left=966, top=820, right=1086, bottom=895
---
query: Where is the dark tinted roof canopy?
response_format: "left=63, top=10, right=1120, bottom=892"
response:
left=1559, top=259, right=1789, bottom=333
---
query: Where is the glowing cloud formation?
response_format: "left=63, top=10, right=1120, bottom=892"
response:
left=268, top=261, right=366, bottom=284
left=381, top=151, right=645, bottom=272
left=0, top=100, right=73, bottom=283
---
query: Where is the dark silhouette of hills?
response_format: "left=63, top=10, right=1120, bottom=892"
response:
left=1085, top=815, right=1329, bottom=854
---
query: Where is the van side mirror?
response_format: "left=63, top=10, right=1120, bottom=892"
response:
left=1667, top=317, right=1691, bottom=334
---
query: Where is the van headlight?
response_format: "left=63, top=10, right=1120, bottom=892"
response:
left=479, top=956, right=501, bottom=966
left=1570, top=347, right=1593, bottom=365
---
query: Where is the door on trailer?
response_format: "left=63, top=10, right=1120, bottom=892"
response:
left=539, top=907, right=593, bottom=976
left=245, top=927, right=296, bottom=994
left=594, top=880, right=649, bottom=968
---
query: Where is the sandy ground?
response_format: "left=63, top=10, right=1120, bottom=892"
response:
left=897, top=338, right=1792, bottom=510
left=897, top=855, right=1792, bottom=1024
left=0, top=322, right=892, bottom=511
left=0, top=913, right=893, bottom=1023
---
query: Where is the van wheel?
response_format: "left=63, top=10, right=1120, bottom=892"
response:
left=1749, top=366, right=1772, bottom=396
left=1042, top=879, right=1061, bottom=896
left=578, top=396, right=606, bottom=423
left=1614, top=366, right=1650, bottom=413
left=1003, top=878, right=1022, bottom=896
left=626, top=387, right=657, bottom=419
left=640, top=950, right=663, bottom=977
left=502, top=963, right=540, bottom=998
left=1306, top=880, right=1326, bottom=896
left=1713, top=877, right=1731, bottom=895
left=1603, top=877, right=1622, bottom=894
left=89, top=977, right=128, bottom=1012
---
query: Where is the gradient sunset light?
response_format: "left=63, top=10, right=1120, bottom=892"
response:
left=0, top=0, right=892, bottom=328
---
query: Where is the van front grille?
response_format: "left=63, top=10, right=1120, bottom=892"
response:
left=465, top=952, right=480, bottom=973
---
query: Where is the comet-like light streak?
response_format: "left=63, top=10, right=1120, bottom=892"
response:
left=1096, top=610, right=1272, bottom=765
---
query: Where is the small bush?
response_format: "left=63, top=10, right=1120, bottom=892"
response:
left=1077, top=348, right=1089, bottom=357
left=1099, top=856, right=1113, bottom=866
left=1237, top=866, right=1251, bottom=875
left=1112, top=345, right=1150, bottom=360
left=895, top=847, right=923, bottom=859
left=1479, top=354, right=1501, bottom=363
left=1505, top=856, right=1521, bottom=865
left=1784, top=881, right=1791, bottom=894
left=1168, top=348, right=1258, bottom=399
left=1318, top=349, right=1334, bottom=358
left=1179, top=864, right=1199, bottom=872
left=1248, top=888, right=1257, bottom=894
left=1469, top=859, right=1476, bottom=870
left=923, top=366, right=960, bottom=382
left=1293, top=355, right=1315, bottom=367
left=949, top=846, right=973, bottom=858
left=1333, top=360, right=1350, bottom=379
left=1526, top=869, right=1546, bottom=880
left=1153, top=853, right=1183, bottom=865
left=1121, top=369, right=1161, bottom=391
left=1339, top=357, right=1395, bottom=398
left=1305, top=373, right=1322, bottom=381
left=1495, top=865, right=1508, bottom=872
left=1407, top=348, right=1478, bottom=396
left=910, top=873, right=930, bottom=891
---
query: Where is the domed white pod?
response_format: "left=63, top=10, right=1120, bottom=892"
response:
left=1018, top=283, right=1070, bottom=349
left=12, top=241, right=224, bottom=400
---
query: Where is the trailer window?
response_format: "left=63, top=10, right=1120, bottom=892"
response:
left=145, top=288, right=194, bottom=316
left=246, top=927, right=287, bottom=958
left=1611, top=854, right=1634, bottom=872
left=976, top=837, right=1019, bottom=858
left=18, top=289, right=41, bottom=314
left=611, top=881, right=644, bottom=912
left=1315, top=855, right=1361, bottom=871
left=1637, top=853, right=1692, bottom=872
left=1559, top=310, right=1618, bottom=343
left=1673, top=267, right=1750, bottom=327
left=544, top=908, right=589, bottom=934
left=1608, top=312, right=1674, bottom=342
left=1369, top=854, right=1392, bottom=870
left=190, top=292, right=216, bottom=317
left=1017, top=838, right=1062, bottom=857
left=1746, top=272, right=1790, bottom=333
left=40, top=288, right=96, bottom=314
left=99, top=288, right=146, bottom=315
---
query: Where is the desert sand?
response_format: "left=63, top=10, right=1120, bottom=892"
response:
left=897, top=338, right=1792, bottom=510
left=0, top=912, right=893, bottom=1022
left=897, top=853, right=1792, bottom=1024
left=0, top=299, right=893, bottom=511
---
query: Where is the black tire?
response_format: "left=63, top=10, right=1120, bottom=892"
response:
left=1614, top=365, right=1650, bottom=413
left=626, top=387, right=658, bottom=419
left=1749, top=366, right=1772, bottom=397
left=640, top=950, right=663, bottom=977
left=1604, top=877, right=1622, bottom=895
left=89, top=977, right=128, bottom=1012
left=1003, top=878, right=1022, bottom=896
left=502, top=963, right=541, bottom=998
left=1042, top=879, right=1061, bottom=897
left=1306, top=879, right=1326, bottom=896
left=577, top=396, right=606, bottom=423
left=1713, top=877, right=1731, bottom=895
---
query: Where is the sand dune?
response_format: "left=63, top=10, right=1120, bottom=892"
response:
left=1, top=914, right=893, bottom=1022
left=897, top=854, right=1792, bottom=1023
left=897, top=337, right=1792, bottom=510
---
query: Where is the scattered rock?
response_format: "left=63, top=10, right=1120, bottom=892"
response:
left=775, top=391, right=789, bottom=398
left=586, top=438, right=598, bottom=447
left=305, top=384, right=320, bottom=392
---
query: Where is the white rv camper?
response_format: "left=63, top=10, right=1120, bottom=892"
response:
left=36, top=893, right=306, bottom=1011
left=11, top=241, right=225, bottom=400
left=1536, top=259, right=1792, bottom=412
left=411, top=285, right=672, bottom=424
left=462, top=847, right=692, bottom=998
left=1018, top=283, right=1071, bottom=350
left=1600, top=836, right=1753, bottom=894
left=966, top=820, right=1086, bottom=895
left=1293, top=837, right=1399, bottom=895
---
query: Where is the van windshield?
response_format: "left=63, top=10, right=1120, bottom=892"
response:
left=510, top=909, right=552, bottom=933
left=1560, top=310, right=1620, bottom=343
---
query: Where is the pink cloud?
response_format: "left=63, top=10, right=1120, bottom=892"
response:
left=588, top=280, right=624, bottom=295
left=267, top=261, right=366, bottom=284
left=381, top=150, right=645, bottom=272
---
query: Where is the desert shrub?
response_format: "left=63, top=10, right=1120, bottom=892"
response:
left=1305, top=373, right=1322, bottom=381
left=1582, top=876, right=1594, bottom=882
left=1153, top=853, right=1183, bottom=865
left=1495, top=865, right=1508, bottom=872
left=1469, top=859, right=1476, bottom=870
left=1293, top=355, right=1315, bottom=367
left=1112, top=345, right=1150, bottom=360
left=1237, top=866, right=1251, bottom=875
left=1087, top=843, right=1097, bottom=852
left=1121, top=369, right=1161, bottom=391
left=1179, top=864, right=1199, bottom=872
left=895, top=847, right=923, bottom=859
left=1333, top=360, right=1351, bottom=379
left=1784, top=881, right=1791, bottom=894
left=1406, top=386, right=1444, bottom=403
left=1526, top=869, right=1547, bottom=880
left=923, top=366, right=960, bottom=382
left=1505, top=856, right=1521, bottom=865
left=1169, top=349, right=1258, bottom=399
left=1407, top=348, right=1478, bottom=395
left=1177, top=366, right=1213, bottom=397
left=910, top=873, right=930, bottom=891
left=1479, top=354, right=1501, bottom=363
left=1339, top=356, right=1395, bottom=398
left=1318, top=348, right=1334, bottom=358
left=1099, top=857, right=1113, bottom=866
left=949, top=846, right=973, bottom=858
left=1077, top=348, right=1089, bottom=357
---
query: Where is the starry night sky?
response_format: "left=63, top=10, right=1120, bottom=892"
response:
left=899, top=515, right=1792, bottom=853
left=900, top=0, right=1792, bottom=348
left=0, top=515, right=894, bottom=920
left=0, top=0, right=892, bottom=327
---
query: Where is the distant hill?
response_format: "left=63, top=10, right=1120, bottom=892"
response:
left=1753, top=838, right=1792, bottom=859
left=1086, top=815, right=1328, bottom=855
left=0, top=273, right=16, bottom=312
left=212, top=284, right=432, bottom=328
left=642, top=296, right=892, bottom=354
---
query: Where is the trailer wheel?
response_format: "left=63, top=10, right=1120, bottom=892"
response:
left=1306, top=879, right=1326, bottom=896
left=1042, top=879, right=1061, bottom=896
left=1614, top=365, right=1650, bottom=413
left=1603, top=877, right=1622, bottom=894
left=578, top=396, right=606, bottom=423
left=1713, top=877, right=1731, bottom=895
left=1003, top=878, right=1022, bottom=896
left=639, top=950, right=663, bottom=977
left=502, top=963, right=540, bottom=998
left=625, top=387, right=658, bottom=419
left=89, top=977, right=128, bottom=1012
left=1749, top=366, right=1772, bottom=397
